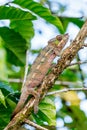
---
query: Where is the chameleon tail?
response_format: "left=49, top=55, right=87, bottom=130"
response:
left=11, top=87, right=40, bottom=119
left=11, top=88, right=29, bottom=119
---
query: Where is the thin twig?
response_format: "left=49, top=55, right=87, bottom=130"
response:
left=47, top=87, right=87, bottom=96
left=55, top=80, right=82, bottom=87
left=8, top=78, right=83, bottom=87
left=8, top=78, right=22, bottom=83
left=69, top=60, right=87, bottom=66
left=22, top=50, right=29, bottom=88
left=24, top=119, right=48, bottom=130
left=77, top=54, right=85, bottom=87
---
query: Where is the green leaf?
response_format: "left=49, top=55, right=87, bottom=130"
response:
left=0, top=27, right=27, bottom=65
left=0, top=89, right=6, bottom=107
left=33, top=97, right=56, bottom=126
left=10, top=20, right=34, bottom=43
left=60, top=69, right=79, bottom=82
left=70, top=106, right=87, bottom=130
left=0, top=81, right=20, bottom=109
left=0, top=82, right=16, bottom=102
left=60, top=17, right=84, bottom=31
left=6, top=98, right=16, bottom=109
left=6, top=48, right=25, bottom=65
left=0, top=82, right=14, bottom=94
left=0, top=81, right=19, bottom=108
left=0, top=6, right=36, bottom=20
left=69, top=18, right=84, bottom=28
left=0, top=42, right=7, bottom=80
left=13, top=0, right=64, bottom=33
left=0, top=104, right=12, bottom=130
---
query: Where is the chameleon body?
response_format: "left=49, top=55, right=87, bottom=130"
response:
left=11, top=34, right=69, bottom=118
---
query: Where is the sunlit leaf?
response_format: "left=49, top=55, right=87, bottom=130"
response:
left=0, top=42, right=7, bottom=80
left=13, top=0, right=64, bottom=33
left=60, top=17, right=84, bottom=31
left=0, top=6, right=36, bottom=20
left=33, top=97, right=56, bottom=126
left=0, top=27, right=27, bottom=64
left=10, top=20, right=34, bottom=43
left=0, top=89, right=6, bottom=107
left=61, top=91, right=80, bottom=105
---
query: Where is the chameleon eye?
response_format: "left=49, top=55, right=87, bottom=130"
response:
left=56, top=35, right=62, bottom=41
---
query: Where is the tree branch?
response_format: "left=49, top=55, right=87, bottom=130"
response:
left=4, top=20, right=87, bottom=130
left=8, top=78, right=22, bottom=83
left=22, top=50, right=29, bottom=88
left=47, top=87, right=87, bottom=96
left=76, top=53, right=85, bottom=87
left=55, top=80, right=82, bottom=87
left=69, top=60, right=87, bottom=66
left=24, top=119, right=48, bottom=130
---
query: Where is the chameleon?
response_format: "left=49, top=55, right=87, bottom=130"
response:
left=11, top=34, right=69, bottom=119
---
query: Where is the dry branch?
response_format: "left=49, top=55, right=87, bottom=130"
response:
left=4, top=20, right=87, bottom=130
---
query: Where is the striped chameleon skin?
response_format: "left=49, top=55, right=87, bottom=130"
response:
left=11, top=34, right=69, bottom=119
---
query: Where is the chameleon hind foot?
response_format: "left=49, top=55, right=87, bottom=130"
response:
left=28, top=88, right=40, bottom=114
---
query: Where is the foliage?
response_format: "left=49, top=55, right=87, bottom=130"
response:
left=33, top=97, right=56, bottom=126
left=0, top=0, right=86, bottom=130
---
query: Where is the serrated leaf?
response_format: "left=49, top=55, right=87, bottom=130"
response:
left=0, top=27, right=27, bottom=64
left=33, top=97, right=56, bottom=126
left=10, top=20, right=34, bottom=43
left=0, top=6, right=36, bottom=20
left=0, top=89, right=6, bottom=107
left=13, top=0, right=64, bottom=33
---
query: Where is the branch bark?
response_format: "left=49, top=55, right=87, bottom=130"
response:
left=4, top=20, right=87, bottom=130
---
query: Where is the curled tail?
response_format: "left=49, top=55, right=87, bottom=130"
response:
left=11, top=88, right=29, bottom=119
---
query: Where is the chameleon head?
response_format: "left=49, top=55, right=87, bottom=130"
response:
left=56, top=33, right=69, bottom=42
left=48, top=33, right=69, bottom=45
